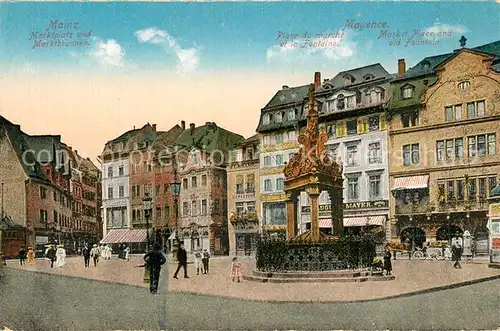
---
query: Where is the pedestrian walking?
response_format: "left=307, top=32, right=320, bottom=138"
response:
left=46, top=245, right=56, bottom=268
left=90, top=244, right=100, bottom=267
left=143, top=243, right=167, bottom=294
left=444, top=245, right=452, bottom=260
left=82, top=244, right=91, bottom=267
left=124, top=246, right=130, bottom=261
left=230, top=257, right=242, bottom=282
left=383, top=246, right=392, bottom=276
left=27, top=246, right=36, bottom=265
left=18, top=247, right=26, bottom=266
left=202, top=249, right=210, bottom=274
left=55, top=245, right=66, bottom=268
left=194, top=250, right=203, bottom=275
left=173, top=243, right=189, bottom=279
left=105, top=245, right=112, bottom=259
left=451, top=232, right=463, bottom=268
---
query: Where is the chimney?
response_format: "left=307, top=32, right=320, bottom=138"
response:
left=74, top=150, right=78, bottom=155
left=314, top=72, right=321, bottom=89
left=282, top=85, right=289, bottom=89
left=206, top=122, right=211, bottom=125
left=181, top=121, right=186, bottom=130
left=133, top=126, right=136, bottom=130
left=152, top=124, right=157, bottom=131
left=190, top=123, right=195, bottom=130
left=398, top=59, right=406, bottom=77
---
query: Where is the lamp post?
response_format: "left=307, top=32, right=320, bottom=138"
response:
left=171, top=176, right=181, bottom=261
left=142, top=193, right=153, bottom=251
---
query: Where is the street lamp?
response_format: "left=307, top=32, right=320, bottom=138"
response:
left=171, top=176, right=181, bottom=261
left=142, top=193, right=153, bottom=251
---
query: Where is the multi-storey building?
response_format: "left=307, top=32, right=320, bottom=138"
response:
left=175, top=122, right=244, bottom=255
left=256, top=84, right=309, bottom=236
left=387, top=39, right=500, bottom=251
left=296, top=67, right=392, bottom=239
left=227, top=134, right=260, bottom=256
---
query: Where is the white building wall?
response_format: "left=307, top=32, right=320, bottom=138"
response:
left=101, top=159, right=130, bottom=238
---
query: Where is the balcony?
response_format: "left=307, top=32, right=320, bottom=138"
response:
left=436, top=198, right=489, bottom=212
left=236, top=189, right=256, bottom=201
left=230, top=211, right=258, bottom=222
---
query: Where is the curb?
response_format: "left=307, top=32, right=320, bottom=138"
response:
left=168, top=273, right=500, bottom=304
left=2, top=266, right=147, bottom=290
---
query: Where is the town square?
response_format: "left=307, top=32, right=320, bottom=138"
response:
left=1, top=1, right=500, bottom=330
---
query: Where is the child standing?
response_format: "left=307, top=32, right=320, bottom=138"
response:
left=230, top=257, right=242, bottom=282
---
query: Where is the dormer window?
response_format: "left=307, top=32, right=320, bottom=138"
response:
left=458, top=81, right=470, bottom=90
left=263, top=114, right=270, bottom=125
left=363, top=74, right=375, bottom=81
left=402, top=86, right=413, bottom=99
left=369, top=90, right=380, bottom=104
left=422, top=61, right=431, bottom=70
left=344, top=75, right=355, bottom=85
left=269, top=113, right=274, bottom=123
left=276, top=112, right=283, bottom=123
left=337, top=94, right=345, bottom=110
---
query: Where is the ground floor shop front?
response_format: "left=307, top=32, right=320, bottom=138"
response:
left=179, top=223, right=229, bottom=255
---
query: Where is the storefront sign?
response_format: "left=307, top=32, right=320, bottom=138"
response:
left=104, top=199, right=127, bottom=208
left=36, top=236, right=49, bottom=244
left=301, top=200, right=388, bottom=213
left=492, top=238, right=500, bottom=250
left=490, top=203, right=500, bottom=218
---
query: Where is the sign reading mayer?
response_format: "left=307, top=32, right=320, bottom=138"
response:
left=301, top=200, right=388, bottom=213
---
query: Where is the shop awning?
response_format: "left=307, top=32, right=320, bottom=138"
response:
left=318, top=216, right=386, bottom=228
left=319, top=219, right=332, bottom=228
left=392, top=175, right=429, bottom=190
left=100, top=229, right=147, bottom=244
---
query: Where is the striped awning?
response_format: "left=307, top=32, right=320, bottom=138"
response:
left=392, top=175, right=429, bottom=190
left=319, top=219, right=332, bottom=228
left=318, top=216, right=386, bottom=228
left=100, top=229, right=147, bottom=244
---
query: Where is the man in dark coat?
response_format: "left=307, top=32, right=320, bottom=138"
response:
left=143, top=243, right=167, bottom=294
left=82, top=244, right=91, bottom=267
left=173, top=243, right=189, bottom=279
left=46, top=245, right=56, bottom=268
left=18, top=248, right=26, bottom=266
left=202, top=249, right=211, bottom=274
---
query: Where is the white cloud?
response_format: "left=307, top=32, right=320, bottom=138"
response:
left=88, top=38, right=125, bottom=68
left=266, top=30, right=357, bottom=64
left=424, top=23, right=470, bottom=35
left=135, top=27, right=201, bottom=75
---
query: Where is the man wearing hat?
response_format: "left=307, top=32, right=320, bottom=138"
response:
left=90, top=244, right=100, bottom=267
left=46, top=245, right=56, bottom=268
left=143, top=243, right=167, bottom=294
left=451, top=231, right=463, bottom=269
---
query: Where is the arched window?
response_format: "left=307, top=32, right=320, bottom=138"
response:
left=458, top=81, right=470, bottom=90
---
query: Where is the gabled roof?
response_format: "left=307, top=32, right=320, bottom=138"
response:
left=176, top=123, right=244, bottom=154
left=263, top=84, right=311, bottom=109
left=0, top=115, right=51, bottom=183
left=152, top=124, right=183, bottom=150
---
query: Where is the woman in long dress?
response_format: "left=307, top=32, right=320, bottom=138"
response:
left=27, top=247, right=36, bottom=265
left=230, top=257, right=242, bottom=282
left=124, top=246, right=130, bottom=261
left=55, top=245, right=66, bottom=268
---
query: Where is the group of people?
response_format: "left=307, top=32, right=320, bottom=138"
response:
left=17, top=247, right=36, bottom=266
left=44, top=245, right=67, bottom=268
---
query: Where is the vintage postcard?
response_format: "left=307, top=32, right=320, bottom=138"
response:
left=0, top=1, right=499, bottom=330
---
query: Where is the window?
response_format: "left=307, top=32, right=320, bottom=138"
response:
left=236, top=181, right=243, bottom=194
left=276, top=112, right=283, bottom=123
left=288, top=131, right=296, bottom=141
left=467, top=100, right=486, bottom=118
left=276, top=154, right=283, bottom=166
left=107, top=167, right=113, bottom=178
left=337, top=94, right=345, bottom=110
left=447, top=181, right=455, bottom=200
left=369, top=175, right=381, bottom=199
left=118, top=166, right=124, bottom=176
left=368, top=116, right=379, bottom=131
left=263, top=114, right=270, bottom=125
left=264, top=179, right=272, bottom=192
left=455, top=138, right=464, bottom=158
left=458, top=81, right=470, bottom=90
left=468, top=136, right=476, bottom=157
left=347, top=178, right=359, bottom=200
left=156, top=207, right=162, bottom=220
left=183, top=202, right=189, bottom=216
left=368, top=142, right=381, bottom=163
left=436, top=141, right=444, bottom=161
left=119, top=186, right=124, bottom=198
left=446, top=140, right=454, bottom=160
left=488, top=134, right=496, bottom=154
left=468, top=179, right=476, bottom=201
left=489, top=177, right=498, bottom=194
left=403, top=144, right=419, bottom=165
left=246, top=148, right=254, bottom=160
left=276, top=133, right=283, bottom=144
left=108, top=187, right=113, bottom=199
left=402, top=87, right=413, bottom=99
left=457, top=180, right=464, bottom=200
left=192, top=176, right=197, bottom=188
left=276, top=178, right=285, bottom=191
left=346, top=95, right=355, bottom=108
left=263, top=202, right=287, bottom=226
left=369, top=90, right=379, bottom=104
left=445, top=106, right=453, bottom=122
left=192, top=200, right=197, bottom=215
left=202, top=175, right=207, bottom=186
left=182, top=178, right=188, bottom=190
left=347, top=120, right=357, bottom=136
left=191, top=153, right=198, bottom=164
left=346, top=146, right=358, bottom=166
left=455, top=105, right=462, bottom=120
left=327, top=145, right=338, bottom=160
left=401, top=111, right=418, bottom=127
left=479, top=178, right=487, bottom=199
left=201, top=199, right=207, bottom=214
left=39, top=210, right=48, bottom=223
left=264, top=156, right=272, bottom=166
left=164, top=205, right=170, bottom=220
left=40, top=187, right=47, bottom=199
left=236, top=202, right=245, bottom=216
left=325, top=123, right=335, bottom=137
left=156, top=185, right=160, bottom=196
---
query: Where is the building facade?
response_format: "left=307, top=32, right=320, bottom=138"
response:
left=176, top=122, right=244, bottom=255
left=296, top=67, right=392, bottom=239
left=387, top=39, right=500, bottom=250
left=256, top=84, right=309, bottom=236
left=227, top=134, right=260, bottom=256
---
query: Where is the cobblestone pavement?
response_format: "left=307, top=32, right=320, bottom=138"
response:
left=5, top=255, right=500, bottom=302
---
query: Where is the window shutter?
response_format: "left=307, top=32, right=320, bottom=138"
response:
left=380, top=113, right=387, bottom=131
left=336, top=121, right=344, bottom=137
left=363, top=118, right=369, bottom=132
left=357, top=118, right=363, bottom=134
